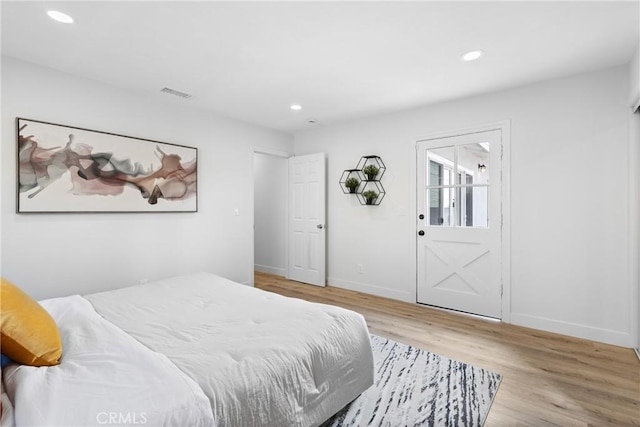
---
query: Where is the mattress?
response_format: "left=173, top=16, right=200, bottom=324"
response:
left=85, top=272, right=374, bottom=427
left=3, top=295, right=214, bottom=426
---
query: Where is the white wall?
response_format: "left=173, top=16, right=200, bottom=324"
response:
left=636, top=109, right=640, bottom=353
left=631, top=44, right=640, bottom=351
left=629, top=44, right=639, bottom=108
left=294, top=65, right=635, bottom=347
left=254, top=153, right=288, bottom=276
left=632, top=109, right=640, bottom=352
left=1, top=56, right=293, bottom=300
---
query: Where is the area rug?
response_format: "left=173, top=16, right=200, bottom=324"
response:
left=326, top=335, right=502, bottom=427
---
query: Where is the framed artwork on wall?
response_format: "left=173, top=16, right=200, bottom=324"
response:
left=16, top=118, right=197, bottom=213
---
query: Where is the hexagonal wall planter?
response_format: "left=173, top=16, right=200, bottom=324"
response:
left=356, top=155, right=386, bottom=181
left=340, top=155, right=386, bottom=206
left=339, top=169, right=362, bottom=194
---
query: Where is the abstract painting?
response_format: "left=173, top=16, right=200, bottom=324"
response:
left=17, top=118, right=197, bottom=213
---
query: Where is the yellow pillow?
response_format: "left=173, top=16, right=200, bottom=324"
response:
left=0, top=278, right=62, bottom=366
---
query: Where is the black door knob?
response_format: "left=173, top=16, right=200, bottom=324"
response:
left=418, top=230, right=425, bottom=236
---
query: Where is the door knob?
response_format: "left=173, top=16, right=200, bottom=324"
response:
left=418, top=230, right=425, bottom=236
left=317, top=224, right=324, bottom=229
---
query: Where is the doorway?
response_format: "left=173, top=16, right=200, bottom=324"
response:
left=416, top=126, right=508, bottom=319
left=253, top=152, right=288, bottom=278
left=252, top=150, right=327, bottom=287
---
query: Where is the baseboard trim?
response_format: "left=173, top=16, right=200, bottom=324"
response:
left=328, top=277, right=413, bottom=303
left=254, top=264, right=285, bottom=277
left=635, top=348, right=640, bottom=362
left=511, top=312, right=632, bottom=348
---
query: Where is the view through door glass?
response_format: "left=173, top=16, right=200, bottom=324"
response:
left=426, top=142, right=490, bottom=228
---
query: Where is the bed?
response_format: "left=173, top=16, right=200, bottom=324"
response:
left=2, top=272, right=374, bottom=426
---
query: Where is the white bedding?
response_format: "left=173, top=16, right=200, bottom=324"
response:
left=85, top=272, right=374, bottom=427
left=3, top=296, right=214, bottom=427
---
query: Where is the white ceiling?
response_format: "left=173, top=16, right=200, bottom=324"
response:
left=2, top=1, right=639, bottom=134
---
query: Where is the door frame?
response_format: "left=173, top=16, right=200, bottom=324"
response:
left=629, top=103, right=640, bottom=353
left=410, top=121, right=511, bottom=322
left=250, top=146, right=292, bottom=286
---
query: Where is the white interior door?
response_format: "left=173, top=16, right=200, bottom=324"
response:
left=416, top=130, right=502, bottom=318
left=288, top=153, right=326, bottom=286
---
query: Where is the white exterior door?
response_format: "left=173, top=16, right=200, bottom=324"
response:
left=416, top=130, right=502, bottom=318
left=288, top=153, right=326, bottom=286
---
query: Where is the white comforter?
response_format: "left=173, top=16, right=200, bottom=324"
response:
left=86, top=272, right=374, bottom=427
left=3, top=295, right=214, bottom=427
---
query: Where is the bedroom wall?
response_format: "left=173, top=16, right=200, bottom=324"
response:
left=1, top=56, right=293, bottom=300
left=636, top=107, right=640, bottom=354
left=294, top=65, right=636, bottom=347
left=253, top=153, right=287, bottom=276
left=632, top=108, right=640, bottom=353
left=631, top=45, right=640, bottom=352
left=628, top=44, right=639, bottom=107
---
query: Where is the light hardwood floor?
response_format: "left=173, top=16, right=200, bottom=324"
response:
left=254, top=272, right=640, bottom=426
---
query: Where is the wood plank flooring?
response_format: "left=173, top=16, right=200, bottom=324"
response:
left=254, top=272, right=640, bottom=426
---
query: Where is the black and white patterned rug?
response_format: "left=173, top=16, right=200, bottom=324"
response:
left=327, top=335, right=502, bottom=427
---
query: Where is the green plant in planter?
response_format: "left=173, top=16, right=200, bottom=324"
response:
left=362, top=164, right=380, bottom=180
left=363, top=190, right=378, bottom=205
left=344, top=177, right=360, bottom=193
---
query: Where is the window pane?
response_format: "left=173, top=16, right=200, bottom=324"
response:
left=428, top=161, right=442, bottom=189
left=427, top=188, right=454, bottom=226
left=428, top=188, right=441, bottom=225
left=457, top=142, right=490, bottom=185
left=425, top=144, right=491, bottom=228
left=458, top=185, right=489, bottom=228
left=464, top=181, right=473, bottom=226
left=427, top=146, right=454, bottom=186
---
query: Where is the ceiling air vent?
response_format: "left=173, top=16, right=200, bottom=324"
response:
left=160, top=87, right=192, bottom=99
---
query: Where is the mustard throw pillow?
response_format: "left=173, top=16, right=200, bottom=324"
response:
left=0, top=278, right=62, bottom=366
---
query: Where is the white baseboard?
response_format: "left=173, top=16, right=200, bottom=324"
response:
left=511, top=312, right=633, bottom=348
left=328, top=277, right=414, bottom=303
left=635, top=348, right=640, bottom=362
left=254, top=264, right=286, bottom=277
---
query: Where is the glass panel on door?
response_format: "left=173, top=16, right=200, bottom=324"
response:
left=427, top=187, right=455, bottom=226
left=425, top=142, right=490, bottom=229
left=457, top=142, right=490, bottom=185
left=457, top=186, right=489, bottom=228
left=427, top=146, right=454, bottom=186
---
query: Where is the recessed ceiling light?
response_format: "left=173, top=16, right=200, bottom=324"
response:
left=462, top=50, right=484, bottom=61
left=47, top=10, right=74, bottom=24
left=290, top=104, right=302, bottom=111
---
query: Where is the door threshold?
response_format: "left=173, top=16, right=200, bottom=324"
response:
left=417, top=302, right=501, bottom=323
